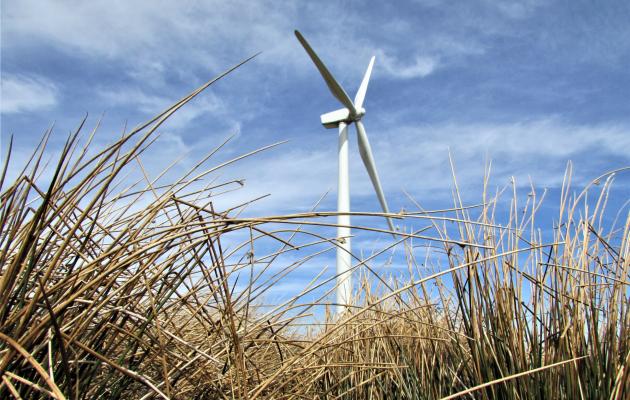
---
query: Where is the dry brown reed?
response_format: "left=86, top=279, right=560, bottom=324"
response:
left=0, top=58, right=628, bottom=399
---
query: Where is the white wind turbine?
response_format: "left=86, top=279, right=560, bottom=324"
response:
left=295, top=30, right=396, bottom=314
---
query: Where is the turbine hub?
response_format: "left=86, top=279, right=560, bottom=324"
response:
left=354, top=107, right=366, bottom=119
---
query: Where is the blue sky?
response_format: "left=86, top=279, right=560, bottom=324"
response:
left=2, top=1, right=629, bottom=306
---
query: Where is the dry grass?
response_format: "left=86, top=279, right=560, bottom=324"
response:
left=0, top=58, right=628, bottom=399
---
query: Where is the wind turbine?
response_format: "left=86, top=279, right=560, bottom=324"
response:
left=295, top=30, right=396, bottom=314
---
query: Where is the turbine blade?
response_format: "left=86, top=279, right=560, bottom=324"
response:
left=354, top=56, right=375, bottom=109
left=355, top=120, right=396, bottom=234
left=295, top=30, right=357, bottom=115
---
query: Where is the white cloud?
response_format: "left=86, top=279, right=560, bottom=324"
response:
left=96, top=87, right=167, bottom=112
left=1, top=1, right=487, bottom=83
left=1, top=74, right=58, bottom=114
left=208, top=145, right=337, bottom=215
left=210, top=117, right=630, bottom=216
left=96, top=86, right=227, bottom=130
left=2, top=1, right=298, bottom=74
left=371, top=117, right=630, bottom=197
left=3, top=1, right=178, bottom=58
left=376, top=50, right=439, bottom=79
left=487, top=0, right=544, bottom=20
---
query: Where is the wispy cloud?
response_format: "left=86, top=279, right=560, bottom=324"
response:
left=1, top=74, right=58, bottom=114
left=96, top=86, right=227, bottom=130
left=210, top=117, right=630, bottom=216
left=489, top=0, right=543, bottom=19
left=2, top=0, right=512, bottom=84
left=2, top=1, right=298, bottom=75
left=371, top=117, right=630, bottom=196
left=376, top=50, right=439, bottom=79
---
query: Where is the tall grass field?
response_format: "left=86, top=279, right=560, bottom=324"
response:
left=1, top=63, right=628, bottom=399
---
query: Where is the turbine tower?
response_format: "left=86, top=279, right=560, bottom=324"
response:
left=295, top=31, right=396, bottom=314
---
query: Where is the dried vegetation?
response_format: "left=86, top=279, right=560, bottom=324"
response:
left=1, top=59, right=628, bottom=399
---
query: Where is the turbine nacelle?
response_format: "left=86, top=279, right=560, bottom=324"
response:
left=320, top=107, right=366, bottom=129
